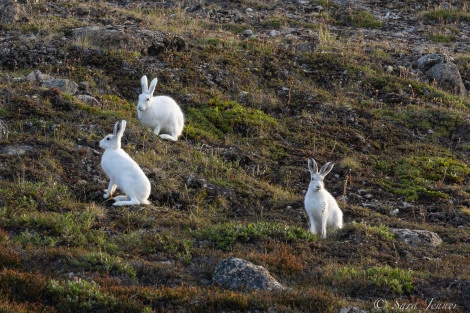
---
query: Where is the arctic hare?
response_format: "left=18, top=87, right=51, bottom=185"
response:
left=304, top=158, right=343, bottom=238
left=99, top=120, right=151, bottom=206
left=137, top=75, right=184, bottom=141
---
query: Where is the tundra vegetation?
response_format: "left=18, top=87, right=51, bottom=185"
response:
left=0, top=0, right=470, bottom=312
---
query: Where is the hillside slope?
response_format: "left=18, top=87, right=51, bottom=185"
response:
left=0, top=0, right=469, bottom=312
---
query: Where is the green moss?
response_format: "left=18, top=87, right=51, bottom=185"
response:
left=372, top=224, right=395, bottom=240
left=334, top=265, right=414, bottom=294
left=195, top=221, right=316, bottom=250
left=48, top=278, right=116, bottom=310
left=199, top=37, right=224, bottom=47
left=373, top=152, right=470, bottom=201
left=72, top=252, right=137, bottom=281
left=222, top=23, right=250, bottom=35
left=349, top=11, right=383, bottom=29
left=262, top=18, right=284, bottom=29
left=428, top=32, right=453, bottom=43
left=186, top=98, right=278, bottom=141
left=424, top=8, right=470, bottom=22
left=347, top=223, right=395, bottom=241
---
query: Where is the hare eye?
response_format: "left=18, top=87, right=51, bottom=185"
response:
left=107, top=137, right=110, bottom=140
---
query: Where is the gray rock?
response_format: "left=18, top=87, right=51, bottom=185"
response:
left=0, top=119, right=8, bottom=140
left=25, top=70, right=52, bottom=82
left=416, top=53, right=447, bottom=72
left=426, top=62, right=466, bottom=96
left=390, top=228, right=443, bottom=247
left=42, top=79, right=78, bottom=95
left=269, top=30, right=279, bottom=37
left=415, top=54, right=466, bottom=96
left=242, top=29, right=254, bottom=38
left=297, top=42, right=316, bottom=53
left=70, top=25, right=187, bottom=56
left=0, top=0, right=28, bottom=24
left=76, top=95, right=100, bottom=106
left=213, top=257, right=284, bottom=291
left=1, top=145, right=33, bottom=156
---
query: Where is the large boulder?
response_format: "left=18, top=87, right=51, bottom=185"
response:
left=415, top=54, right=466, bottom=96
left=213, top=257, right=284, bottom=291
left=42, top=79, right=78, bottom=95
left=0, top=0, right=29, bottom=24
left=426, top=62, right=466, bottom=96
left=390, top=228, right=443, bottom=248
left=70, top=25, right=187, bottom=56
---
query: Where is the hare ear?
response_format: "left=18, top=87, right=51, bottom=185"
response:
left=116, top=120, right=127, bottom=139
left=308, top=158, right=318, bottom=175
left=319, top=162, right=334, bottom=177
left=113, top=121, right=120, bottom=135
left=148, top=78, right=158, bottom=96
left=141, top=75, right=149, bottom=93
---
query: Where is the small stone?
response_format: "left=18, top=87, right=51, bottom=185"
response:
left=238, top=91, right=249, bottom=98
left=269, top=30, right=279, bottom=37
left=242, top=29, right=254, bottom=38
left=0, top=120, right=8, bottom=140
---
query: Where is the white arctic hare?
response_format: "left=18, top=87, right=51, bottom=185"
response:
left=99, top=120, right=151, bottom=206
left=304, top=158, right=343, bottom=238
left=137, top=75, right=184, bottom=141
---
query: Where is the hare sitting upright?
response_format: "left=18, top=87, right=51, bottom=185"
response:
left=99, top=120, right=151, bottom=206
left=137, top=75, right=184, bottom=141
left=304, top=158, right=343, bottom=238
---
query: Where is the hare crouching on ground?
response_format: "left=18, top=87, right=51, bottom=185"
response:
left=137, top=75, right=184, bottom=141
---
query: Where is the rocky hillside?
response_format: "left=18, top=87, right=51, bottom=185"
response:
left=0, top=0, right=470, bottom=312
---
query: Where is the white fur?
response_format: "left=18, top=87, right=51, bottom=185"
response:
left=137, top=75, right=184, bottom=141
left=304, top=158, right=343, bottom=238
left=99, top=120, right=151, bottom=206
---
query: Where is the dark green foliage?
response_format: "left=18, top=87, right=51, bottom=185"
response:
left=348, top=11, right=383, bottom=28
left=195, top=221, right=316, bottom=250
left=424, top=8, right=470, bottom=22
left=186, top=98, right=278, bottom=140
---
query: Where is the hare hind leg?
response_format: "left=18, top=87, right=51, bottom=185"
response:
left=113, top=197, right=140, bottom=206
left=159, top=125, right=178, bottom=141
left=113, top=195, right=129, bottom=201
left=159, top=134, right=178, bottom=141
